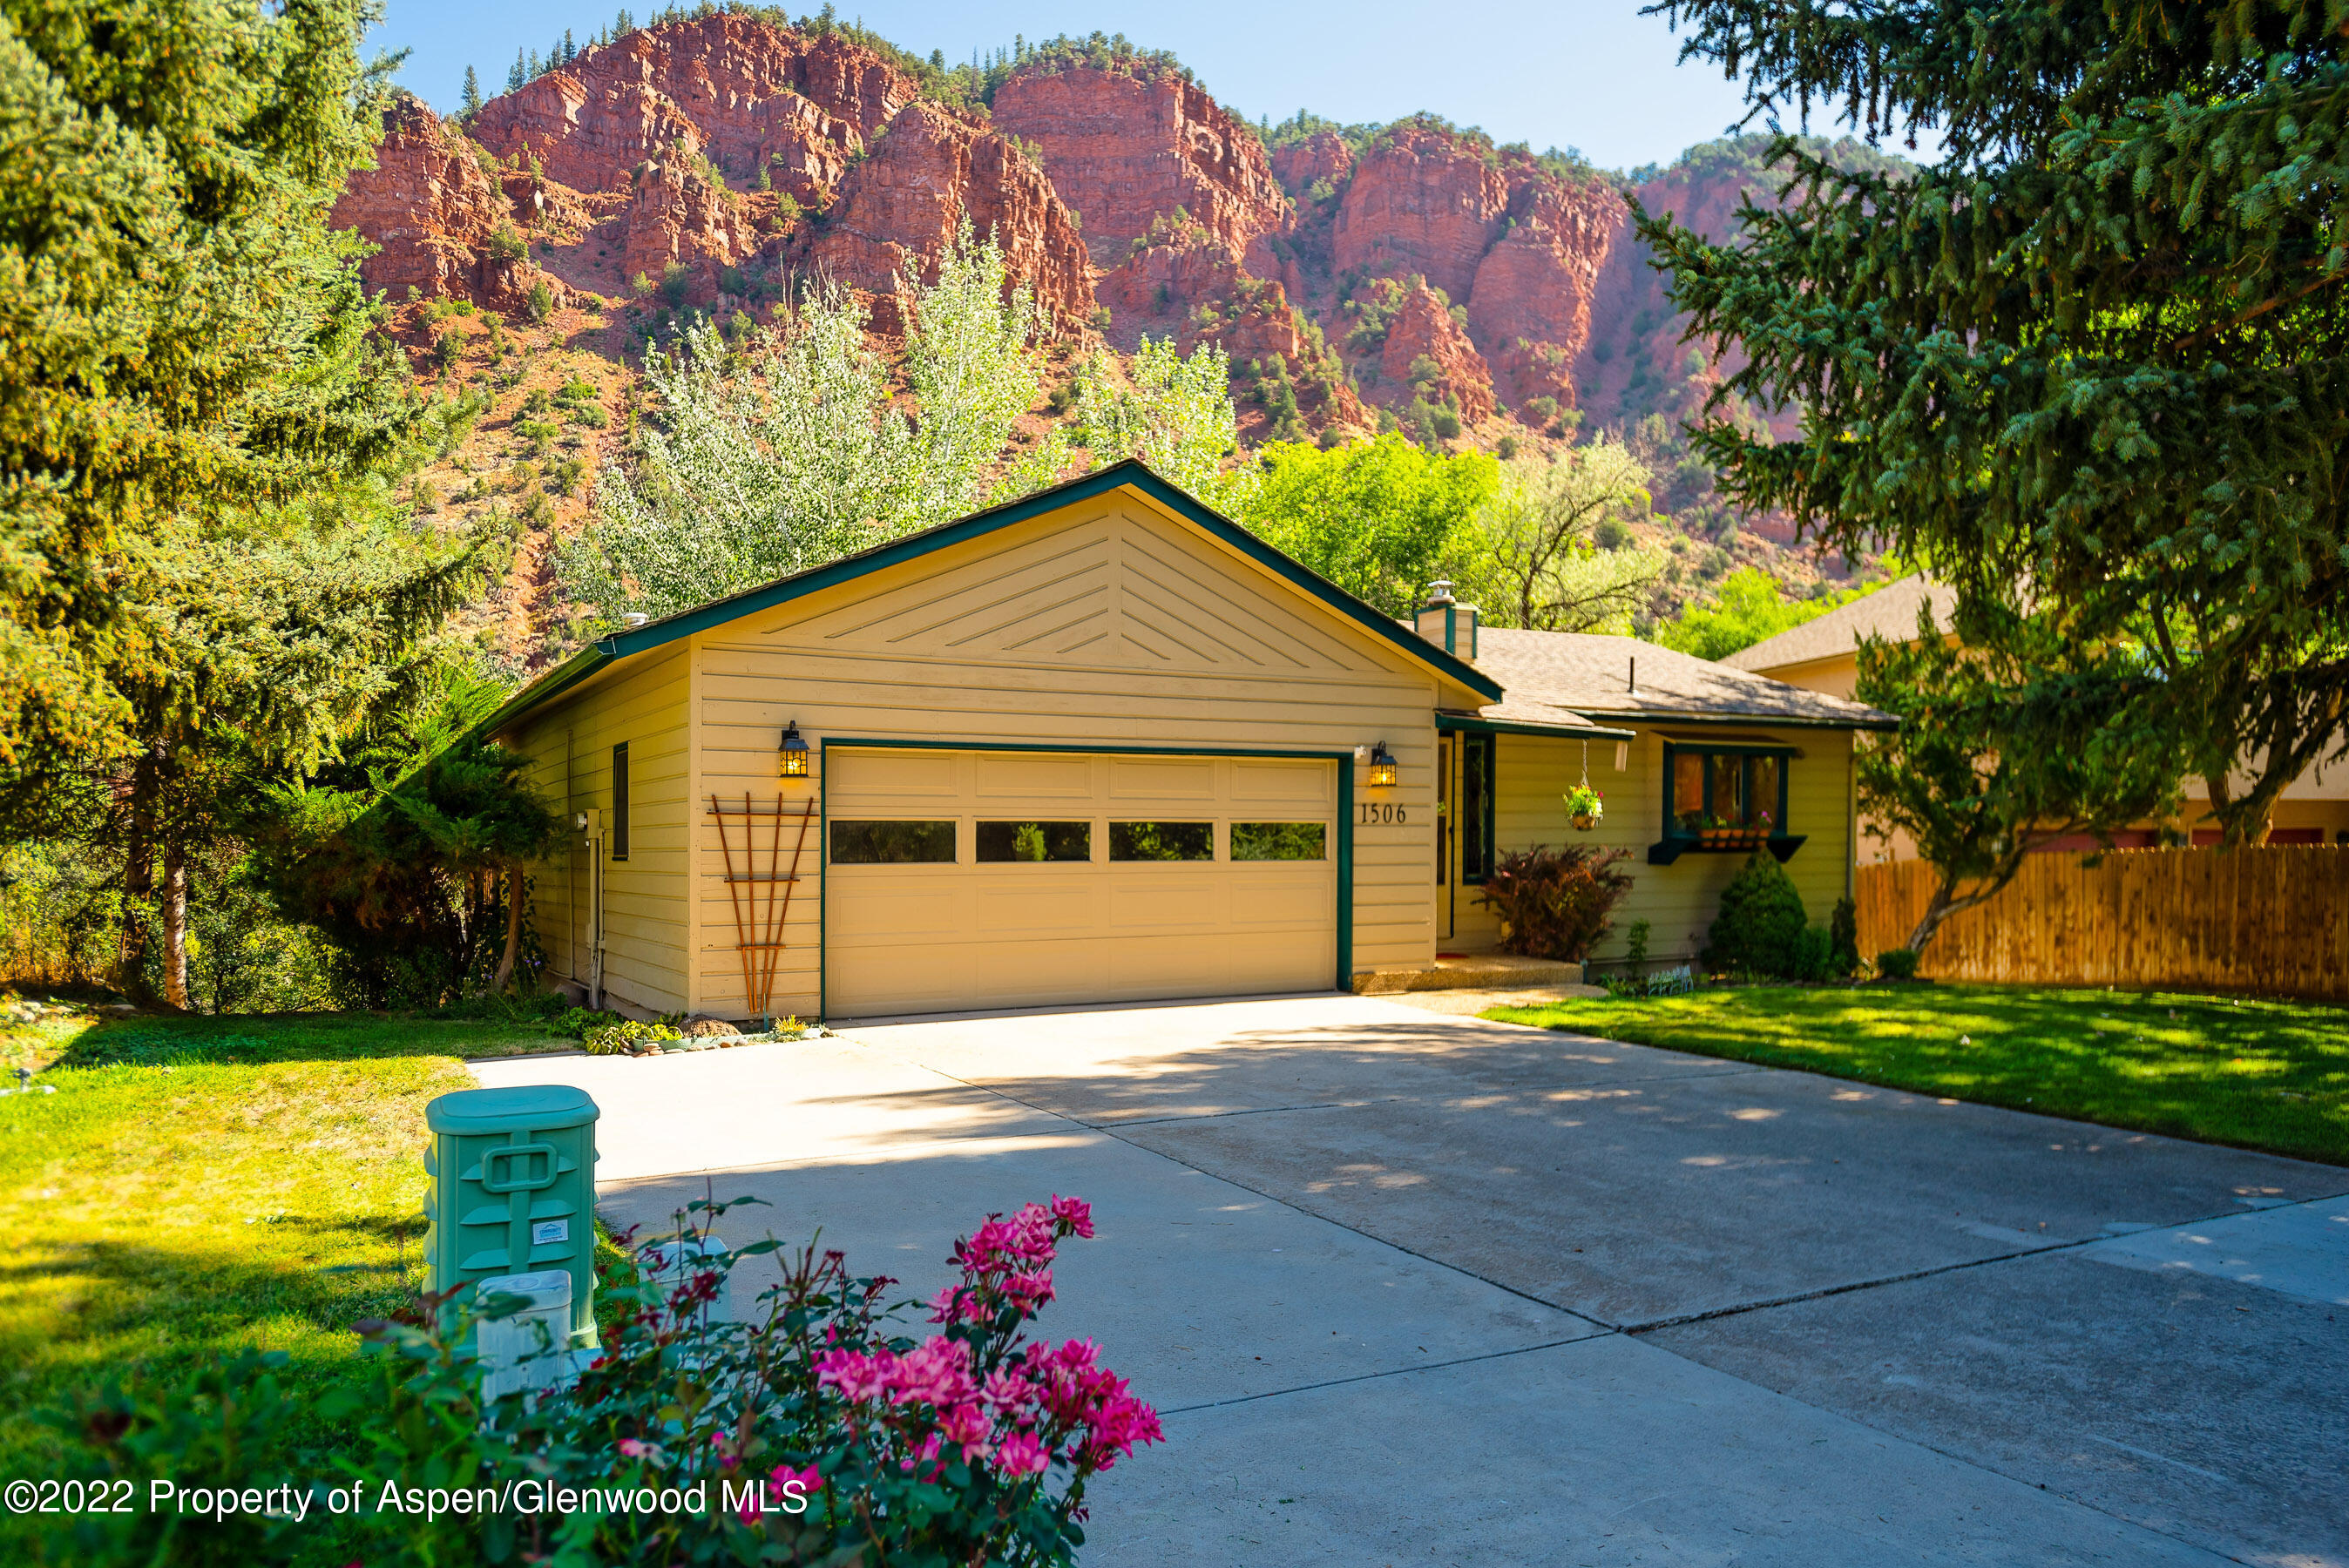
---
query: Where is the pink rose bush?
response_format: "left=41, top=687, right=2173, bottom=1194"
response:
left=334, top=1192, right=1158, bottom=1566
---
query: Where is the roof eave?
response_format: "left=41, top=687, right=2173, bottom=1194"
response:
left=1567, top=704, right=1899, bottom=733
left=1439, top=711, right=1639, bottom=741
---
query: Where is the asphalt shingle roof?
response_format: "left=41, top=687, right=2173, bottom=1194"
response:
left=1720, top=575, right=1956, bottom=674
left=1470, top=627, right=1896, bottom=729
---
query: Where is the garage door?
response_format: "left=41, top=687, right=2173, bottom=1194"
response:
left=824, top=749, right=1339, bottom=1017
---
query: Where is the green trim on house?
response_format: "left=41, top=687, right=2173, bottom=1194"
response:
left=484, top=460, right=1501, bottom=744
left=473, top=644, right=612, bottom=741
left=1437, top=714, right=1638, bottom=741
left=815, top=738, right=1360, bottom=1015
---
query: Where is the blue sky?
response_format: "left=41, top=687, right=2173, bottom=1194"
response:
left=374, top=0, right=1845, bottom=173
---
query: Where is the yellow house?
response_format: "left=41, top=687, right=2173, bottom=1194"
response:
left=1723, top=575, right=2349, bottom=852
left=483, top=462, right=1892, bottom=1020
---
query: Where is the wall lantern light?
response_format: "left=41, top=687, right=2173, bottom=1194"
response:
left=778, top=720, right=810, bottom=778
left=1367, top=742, right=1399, bottom=789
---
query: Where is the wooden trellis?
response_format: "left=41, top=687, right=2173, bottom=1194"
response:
left=707, top=794, right=816, bottom=1022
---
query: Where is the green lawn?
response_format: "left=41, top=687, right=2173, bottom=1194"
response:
left=1486, top=984, right=2349, bottom=1166
left=0, top=1009, right=569, bottom=1476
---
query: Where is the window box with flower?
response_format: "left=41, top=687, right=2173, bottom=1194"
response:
left=1651, top=740, right=1806, bottom=866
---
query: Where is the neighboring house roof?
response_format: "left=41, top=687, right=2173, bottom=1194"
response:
left=1472, top=628, right=1899, bottom=731
left=1720, top=574, right=1957, bottom=675
left=479, top=459, right=1504, bottom=739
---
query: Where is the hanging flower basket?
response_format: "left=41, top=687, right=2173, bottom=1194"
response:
left=1563, top=783, right=1604, bottom=831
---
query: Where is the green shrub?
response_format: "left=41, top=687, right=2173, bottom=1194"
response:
left=581, top=1018, right=681, bottom=1054
left=1876, top=947, right=1921, bottom=981
left=1828, top=896, right=1861, bottom=977
left=524, top=278, right=555, bottom=322
left=551, top=1004, right=619, bottom=1037
left=1707, top=849, right=1809, bottom=977
left=660, top=260, right=693, bottom=307
left=1792, top=924, right=1834, bottom=982
left=485, top=224, right=528, bottom=262
left=565, top=401, right=608, bottom=428
left=1476, top=845, right=1635, bottom=962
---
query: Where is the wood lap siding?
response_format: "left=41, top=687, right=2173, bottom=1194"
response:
left=1857, top=848, right=2349, bottom=1001
left=1452, top=727, right=1857, bottom=967
left=508, top=645, right=694, bottom=1013
left=690, top=500, right=1453, bottom=1019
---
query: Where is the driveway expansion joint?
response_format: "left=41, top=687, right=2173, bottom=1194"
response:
left=1156, top=1335, right=1599, bottom=1416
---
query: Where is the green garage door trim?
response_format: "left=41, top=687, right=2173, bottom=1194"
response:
left=817, top=738, right=1356, bottom=1019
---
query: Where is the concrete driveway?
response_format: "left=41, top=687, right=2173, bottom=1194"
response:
left=471, top=994, right=2349, bottom=1567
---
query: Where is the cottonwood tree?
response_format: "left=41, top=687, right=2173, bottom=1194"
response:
left=572, top=229, right=1074, bottom=622
left=1073, top=336, right=1242, bottom=507
left=1641, top=0, right=2349, bottom=842
left=1471, top=443, right=1665, bottom=632
left=1855, top=608, right=2185, bottom=954
left=1238, top=435, right=1498, bottom=618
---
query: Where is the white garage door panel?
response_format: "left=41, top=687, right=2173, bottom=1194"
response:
left=825, top=750, right=1337, bottom=1017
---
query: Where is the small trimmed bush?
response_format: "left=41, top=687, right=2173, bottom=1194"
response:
left=1828, top=896, right=1861, bottom=977
left=1477, top=844, right=1635, bottom=962
left=1707, top=849, right=1809, bottom=977
left=1876, top=947, right=1921, bottom=981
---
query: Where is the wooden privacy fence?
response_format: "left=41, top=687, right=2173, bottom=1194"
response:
left=1855, top=847, right=2349, bottom=1002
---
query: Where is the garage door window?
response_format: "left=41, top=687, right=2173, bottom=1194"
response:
left=830, top=821, right=957, bottom=864
left=976, top=821, right=1091, bottom=862
left=1109, top=821, right=1213, bottom=861
left=1232, top=821, right=1326, bottom=861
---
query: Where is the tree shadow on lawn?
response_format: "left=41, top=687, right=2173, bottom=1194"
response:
left=0, top=1222, right=427, bottom=1468
left=44, top=1010, right=577, bottom=1070
left=1485, top=984, right=2349, bottom=1166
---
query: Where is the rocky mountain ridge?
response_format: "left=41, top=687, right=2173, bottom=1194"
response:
left=334, top=18, right=1899, bottom=656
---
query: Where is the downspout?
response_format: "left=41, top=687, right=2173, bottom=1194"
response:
left=1845, top=730, right=1858, bottom=900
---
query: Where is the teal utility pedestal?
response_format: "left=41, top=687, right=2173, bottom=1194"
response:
left=423, top=1085, right=599, bottom=1350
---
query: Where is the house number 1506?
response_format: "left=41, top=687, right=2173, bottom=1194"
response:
left=1358, top=802, right=1407, bottom=825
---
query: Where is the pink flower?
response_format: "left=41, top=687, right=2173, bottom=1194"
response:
left=1003, top=1269, right=1055, bottom=1308
left=816, top=1348, right=892, bottom=1402
left=1050, top=1195, right=1094, bottom=1238
left=617, top=1437, right=653, bottom=1459
left=887, top=1335, right=978, bottom=1409
left=982, top=1362, right=1038, bottom=1413
left=937, top=1399, right=993, bottom=1459
left=928, top=1283, right=990, bottom=1324
left=995, top=1429, right=1049, bottom=1477
left=766, top=1464, right=822, bottom=1514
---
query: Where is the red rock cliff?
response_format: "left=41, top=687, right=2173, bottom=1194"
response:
left=991, top=65, right=1290, bottom=265
left=802, top=101, right=1097, bottom=332
left=469, top=14, right=913, bottom=209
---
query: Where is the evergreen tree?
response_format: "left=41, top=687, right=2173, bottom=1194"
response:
left=508, top=48, right=526, bottom=92
left=258, top=663, right=564, bottom=1006
left=1641, top=0, right=2349, bottom=843
left=0, top=0, right=425, bottom=821
left=460, top=64, right=482, bottom=117
left=563, top=28, right=575, bottom=64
